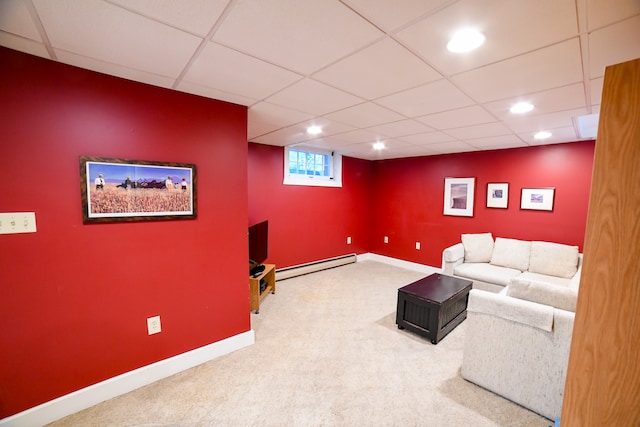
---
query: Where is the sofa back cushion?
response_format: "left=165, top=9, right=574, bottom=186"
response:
left=461, top=233, right=494, bottom=262
left=490, top=238, right=531, bottom=271
left=528, top=241, right=579, bottom=278
left=508, top=277, right=578, bottom=312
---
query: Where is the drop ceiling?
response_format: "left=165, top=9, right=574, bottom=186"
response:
left=1, top=0, right=639, bottom=160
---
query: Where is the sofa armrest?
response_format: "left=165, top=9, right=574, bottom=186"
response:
left=442, top=243, right=464, bottom=275
left=467, top=289, right=555, bottom=331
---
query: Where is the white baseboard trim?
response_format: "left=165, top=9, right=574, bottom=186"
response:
left=357, top=252, right=441, bottom=275
left=0, top=330, right=255, bottom=427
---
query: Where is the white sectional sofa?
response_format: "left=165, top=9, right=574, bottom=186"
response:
left=442, top=233, right=582, bottom=420
left=441, top=233, right=582, bottom=293
left=461, top=280, right=579, bottom=420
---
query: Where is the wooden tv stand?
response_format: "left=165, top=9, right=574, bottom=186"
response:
left=249, top=264, right=275, bottom=314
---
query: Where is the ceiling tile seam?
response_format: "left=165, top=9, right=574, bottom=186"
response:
left=341, top=0, right=461, bottom=36
left=378, top=34, right=508, bottom=128
left=102, top=0, right=218, bottom=40
left=575, top=0, right=592, bottom=113
left=585, top=11, right=640, bottom=32
left=445, top=36, right=585, bottom=81
left=171, top=0, right=242, bottom=90
left=363, top=118, right=438, bottom=137
left=25, top=0, right=56, bottom=60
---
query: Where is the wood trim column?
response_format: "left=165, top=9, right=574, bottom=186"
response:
left=561, top=57, right=640, bottom=425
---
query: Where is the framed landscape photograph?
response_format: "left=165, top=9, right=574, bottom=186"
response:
left=443, top=177, right=475, bottom=217
left=520, top=187, right=555, bottom=211
left=80, top=156, right=197, bottom=223
left=486, top=182, right=509, bottom=209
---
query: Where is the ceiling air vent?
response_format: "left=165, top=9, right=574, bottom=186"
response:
left=574, top=113, right=600, bottom=139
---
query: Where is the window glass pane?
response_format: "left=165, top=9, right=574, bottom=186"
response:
left=284, top=146, right=341, bottom=187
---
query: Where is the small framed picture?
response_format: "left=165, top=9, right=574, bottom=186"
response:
left=521, top=187, right=555, bottom=211
left=443, top=177, right=475, bottom=217
left=486, top=183, right=509, bottom=209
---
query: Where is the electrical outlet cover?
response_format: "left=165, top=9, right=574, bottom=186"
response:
left=147, top=316, right=161, bottom=335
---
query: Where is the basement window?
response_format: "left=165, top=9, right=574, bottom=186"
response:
left=283, top=146, right=342, bottom=187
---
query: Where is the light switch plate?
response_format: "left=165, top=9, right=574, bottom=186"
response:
left=0, top=212, right=37, bottom=234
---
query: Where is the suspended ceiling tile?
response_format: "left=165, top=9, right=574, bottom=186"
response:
left=416, top=105, right=497, bottom=130
left=396, top=0, right=578, bottom=76
left=445, top=121, right=512, bottom=140
left=323, top=129, right=386, bottom=145
left=248, top=120, right=280, bottom=141
left=452, top=38, right=584, bottom=103
left=367, top=119, right=435, bottom=138
left=177, top=80, right=257, bottom=106
left=399, top=131, right=457, bottom=145
left=212, top=0, right=382, bottom=75
left=343, top=139, right=421, bottom=160
left=463, top=134, right=527, bottom=150
left=248, top=102, right=313, bottom=131
left=248, top=102, right=313, bottom=140
left=341, top=0, right=451, bottom=33
left=250, top=126, right=312, bottom=147
left=503, top=108, right=588, bottom=133
left=588, top=15, right=640, bottom=79
left=482, top=83, right=587, bottom=120
left=312, top=38, right=442, bottom=100
left=183, top=42, right=302, bottom=100
left=266, top=78, right=364, bottom=116
left=376, top=79, right=475, bottom=117
left=32, top=0, right=201, bottom=78
left=0, top=0, right=42, bottom=41
left=0, top=33, right=49, bottom=58
left=107, top=0, right=229, bottom=37
left=324, top=102, right=405, bottom=129
left=292, top=117, right=355, bottom=138
left=585, top=0, right=640, bottom=30
left=519, top=126, right=578, bottom=145
left=55, top=49, right=177, bottom=89
left=252, top=118, right=355, bottom=146
left=424, top=140, right=479, bottom=154
left=589, top=77, right=604, bottom=106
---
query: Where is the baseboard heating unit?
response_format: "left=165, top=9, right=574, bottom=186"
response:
left=275, top=253, right=357, bottom=281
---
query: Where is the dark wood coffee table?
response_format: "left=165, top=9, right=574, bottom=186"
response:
left=396, top=273, right=473, bottom=344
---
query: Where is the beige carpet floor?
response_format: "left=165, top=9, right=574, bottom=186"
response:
left=47, top=260, right=550, bottom=426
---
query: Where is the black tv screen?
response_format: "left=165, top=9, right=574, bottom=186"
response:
left=248, top=220, right=268, bottom=270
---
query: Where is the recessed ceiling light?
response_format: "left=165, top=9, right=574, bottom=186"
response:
left=306, top=125, right=322, bottom=135
left=447, top=28, right=485, bottom=53
left=510, top=102, right=534, bottom=114
left=534, top=131, right=552, bottom=140
left=373, top=141, right=386, bottom=150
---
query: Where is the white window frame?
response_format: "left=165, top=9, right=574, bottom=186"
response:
left=283, top=146, right=342, bottom=188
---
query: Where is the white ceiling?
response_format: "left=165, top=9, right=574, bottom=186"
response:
left=1, top=0, right=639, bottom=160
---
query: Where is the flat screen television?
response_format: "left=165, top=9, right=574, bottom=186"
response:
left=248, top=220, right=268, bottom=276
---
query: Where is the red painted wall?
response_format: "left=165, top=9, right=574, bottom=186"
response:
left=369, top=142, right=595, bottom=266
left=0, top=47, right=249, bottom=418
left=248, top=143, right=372, bottom=268
left=0, top=45, right=596, bottom=420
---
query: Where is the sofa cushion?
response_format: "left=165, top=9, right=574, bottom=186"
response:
left=507, top=277, right=578, bottom=312
left=528, top=241, right=579, bottom=279
left=454, top=262, right=522, bottom=287
left=518, top=271, right=572, bottom=288
left=461, top=233, right=494, bottom=263
left=490, top=238, right=531, bottom=271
